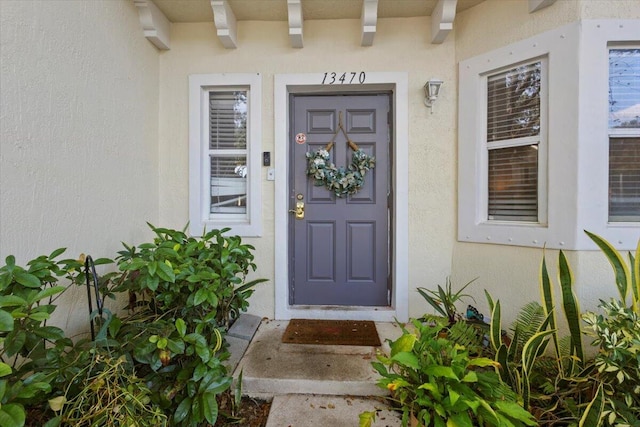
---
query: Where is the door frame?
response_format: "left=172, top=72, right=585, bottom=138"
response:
left=274, top=72, right=409, bottom=322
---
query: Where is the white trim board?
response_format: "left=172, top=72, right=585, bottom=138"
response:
left=274, top=72, right=409, bottom=322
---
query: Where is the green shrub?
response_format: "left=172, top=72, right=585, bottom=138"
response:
left=417, top=277, right=476, bottom=325
left=372, top=319, right=537, bottom=427
left=104, top=224, right=266, bottom=426
left=486, top=232, right=640, bottom=426
left=581, top=232, right=640, bottom=426
left=0, top=224, right=266, bottom=427
left=583, top=299, right=640, bottom=426
left=0, top=249, right=87, bottom=427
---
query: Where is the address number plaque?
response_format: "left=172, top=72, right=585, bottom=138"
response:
left=321, top=72, right=366, bottom=85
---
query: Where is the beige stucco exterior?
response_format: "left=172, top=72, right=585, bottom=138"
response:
left=453, top=0, right=640, bottom=323
left=0, top=0, right=160, bottom=336
left=159, top=17, right=458, bottom=319
left=1, top=0, right=639, bottom=336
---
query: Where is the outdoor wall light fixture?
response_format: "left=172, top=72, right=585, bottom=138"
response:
left=424, top=79, right=443, bottom=113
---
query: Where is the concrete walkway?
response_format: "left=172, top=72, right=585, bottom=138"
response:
left=228, top=316, right=404, bottom=426
left=265, top=394, right=402, bottom=427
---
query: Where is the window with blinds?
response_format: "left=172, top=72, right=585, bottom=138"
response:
left=209, top=91, right=248, bottom=216
left=486, top=61, right=542, bottom=222
left=608, top=48, right=640, bottom=222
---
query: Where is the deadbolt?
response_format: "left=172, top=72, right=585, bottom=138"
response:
left=289, top=201, right=305, bottom=219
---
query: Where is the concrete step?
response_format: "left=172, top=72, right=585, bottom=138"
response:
left=225, top=314, right=263, bottom=373
left=233, top=319, right=402, bottom=399
left=265, top=394, right=402, bottom=427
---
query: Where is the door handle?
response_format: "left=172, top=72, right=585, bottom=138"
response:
left=289, top=201, right=304, bottom=219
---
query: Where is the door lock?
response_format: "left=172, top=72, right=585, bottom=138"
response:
left=289, top=201, right=305, bottom=219
left=289, top=194, right=304, bottom=219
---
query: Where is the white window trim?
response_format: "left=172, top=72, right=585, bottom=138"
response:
left=459, top=20, right=640, bottom=251
left=459, top=23, right=578, bottom=250
left=607, top=45, right=640, bottom=223
left=188, top=73, right=262, bottom=237
left=273, top=72, right=409, bottom=322
left=577, top=21, right=640, bottom=250
left=481, top=58, right=549, bottom=226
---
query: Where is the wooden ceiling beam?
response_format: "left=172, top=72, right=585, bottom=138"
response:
left=134, top=0, right=171, bottom=50
left=287, top=0, right=304, bottom=48
left=361, top=0, right=378, bottom=47
left=211, top=0, right=237, bottom=49
left=431, top=0, right=457, bottom=44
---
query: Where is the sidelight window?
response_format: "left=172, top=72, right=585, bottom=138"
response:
left=189, top=74, right=262, bottom=236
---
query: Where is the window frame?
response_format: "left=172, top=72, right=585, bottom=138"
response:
left=458, top=26, right=571, bottom=249
left=577, top=22, right=640, bottom=250
left=189, top=73, right=262, bottom=237
left=459, top=20, right=640, bottom=251
left=607, top=46, right=640, bottom=223
left=481, top=58, right=549, bottom=225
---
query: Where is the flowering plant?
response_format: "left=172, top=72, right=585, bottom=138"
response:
left=305, top=148, right=375, bottom=197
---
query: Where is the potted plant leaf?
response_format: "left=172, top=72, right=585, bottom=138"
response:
left=417, top=277, right=477, bottom=325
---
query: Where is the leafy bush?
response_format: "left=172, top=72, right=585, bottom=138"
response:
left=111, top=224, right=264, bottom=327
left=583, top=299, right=640, bottom=426
left=486, top=247, right=605, bottom=425
left=580, top=232, right=639, bottom=426
left=103, top=224, right=266, bottom=426
left=372, top=318, right=537, bottom=427
left=0, top=224, right=265, bottom=427
left=417, top=277, right=477, bottom=325
left=0, top=249, right=85, bottom=427
left=485, top=232, right=640, bottom=425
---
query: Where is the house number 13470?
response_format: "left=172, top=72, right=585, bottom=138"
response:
left=322, top=72, right=366, bottom=85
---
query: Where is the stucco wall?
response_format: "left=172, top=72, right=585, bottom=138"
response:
left=3, top=0, right=635, bottom=333
left=456, top=0, right=640, bottom=63
left=455, top=0, right=581, bottom=63
left=451, top=0, right=640, bottom=323
left=0, top=0, right=160, bottom=336
left=158, top=17, right=458, bottom=319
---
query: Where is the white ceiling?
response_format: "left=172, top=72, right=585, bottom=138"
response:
left=153, top=0, right=486, bottom=23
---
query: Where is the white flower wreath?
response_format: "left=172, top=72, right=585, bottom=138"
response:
left=305, top=148, right=375, bottom=197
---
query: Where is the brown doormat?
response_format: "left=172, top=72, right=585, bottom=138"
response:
left=282, top=319, right=381, bottom=346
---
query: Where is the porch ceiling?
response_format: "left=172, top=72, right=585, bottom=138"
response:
left=136, top=0, right=556, bottom=49
left=153, top=0, right=486, bottom=23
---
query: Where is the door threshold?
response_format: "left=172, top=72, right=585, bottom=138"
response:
left=277, top=305, right=403, bottom=322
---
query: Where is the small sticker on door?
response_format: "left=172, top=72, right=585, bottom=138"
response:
left=295, top=133, right=307, bottom=144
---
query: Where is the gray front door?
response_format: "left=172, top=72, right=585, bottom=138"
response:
left=289, top=93, right=391, bottom=306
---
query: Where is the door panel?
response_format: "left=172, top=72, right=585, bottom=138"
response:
left=347, top=221, right=376, bottom=280
left=289, top=94, right=390, bottom=306
left=307, top=221, right=336, bottom=281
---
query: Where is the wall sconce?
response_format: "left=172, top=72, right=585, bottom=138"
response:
left=424, top=79, right=443, bottom=113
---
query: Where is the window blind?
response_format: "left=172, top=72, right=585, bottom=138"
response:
left=608, top=48, right=639, bottom=222
left=209, top=91, right=247, bottom=150
left=609, top=138, right=640, bottom=222
left=210, top=156, right=247, bottom=214
left=609, top=49, right=640, bottom=129
left=488, top=145, right=539, bottom=221
left=209, top=91, right=248, bottom=215
left=487, top=62, right=541, bottom=142
left=486, top=61, right=542, bottom=222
